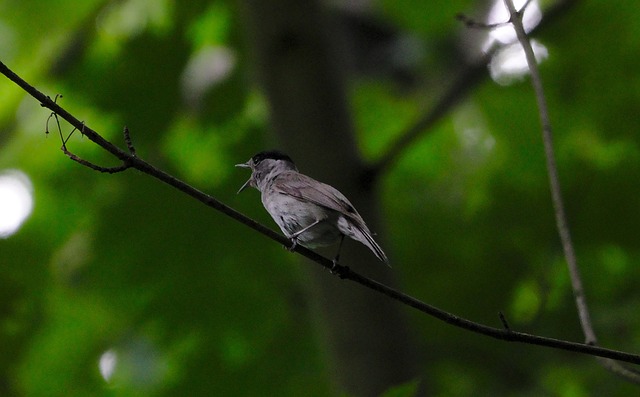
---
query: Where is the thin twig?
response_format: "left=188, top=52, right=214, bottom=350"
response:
left=456, top=13, right=511, bottom=30
left=502, top=0, right=640, bottom=384
left=123, top=126, right=136, bottom=156
left=48, top=109, right=132, bottom=173
left=61, top=148, right=130, bottom=173
left=1, top=59, right=640, bottom=367
left=499, top=312, right=511, bottom=331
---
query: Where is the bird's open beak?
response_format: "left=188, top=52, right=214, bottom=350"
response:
left=236, top=178, right=252, bottom=194
left=235, top=162, right=252, bottom=194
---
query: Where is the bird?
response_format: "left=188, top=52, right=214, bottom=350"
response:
left=236, top=150, right=389, bottom=265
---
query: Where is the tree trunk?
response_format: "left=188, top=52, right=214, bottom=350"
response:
left=239, top=1, right=422, bottom=395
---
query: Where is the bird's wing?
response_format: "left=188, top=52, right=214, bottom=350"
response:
left=273, top=172, right=364, bottom=224
left=275, top=171, right=389, bottom=264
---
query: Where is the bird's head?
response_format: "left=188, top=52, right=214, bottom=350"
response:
left=235, top=150, right=297, bottom=193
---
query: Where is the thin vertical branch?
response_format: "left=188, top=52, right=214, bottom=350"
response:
left=502, top=0, right=640, bottom=383
left=502, top=0, right=595, bottom=345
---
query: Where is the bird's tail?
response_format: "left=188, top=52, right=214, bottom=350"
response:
left=356, top=227, right=390, bottom=266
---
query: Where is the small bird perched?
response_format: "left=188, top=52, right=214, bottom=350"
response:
left=236, top=150, right=389, bottom=265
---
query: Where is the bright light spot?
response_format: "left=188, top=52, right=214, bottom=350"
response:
left=0, top=170, right=34, bottom=238
left=99, top=349, right=118, bottom=382
left=453, top=103, right=496, bottom=162
left=97, top=0, right=171, bottom=38
left=461, top=127, right=496, bottom=153
left=474, top=0, right=548, bottom=85
left=181, top=46, right=237, bottom=107
left=98, top=339, right=168, bottom=390
left=483, top=0, right=542, bottom=51
left=489, top=40, right=548, bottom=85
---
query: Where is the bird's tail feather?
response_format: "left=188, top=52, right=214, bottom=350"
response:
left=357, top=227, right=390, bottom=266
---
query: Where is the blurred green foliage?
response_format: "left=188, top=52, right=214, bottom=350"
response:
left=1, top=0, right=640, bottom=396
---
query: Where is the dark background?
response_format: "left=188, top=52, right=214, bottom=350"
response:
left=1, top=0, right=639, bottom=395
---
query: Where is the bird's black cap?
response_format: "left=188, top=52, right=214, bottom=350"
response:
left=252, top=150, right=294, bottom=165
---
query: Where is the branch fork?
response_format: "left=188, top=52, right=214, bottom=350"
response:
left=46, top=103, right=136, bottom=174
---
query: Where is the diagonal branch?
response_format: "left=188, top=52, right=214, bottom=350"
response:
left=372, top=0, right=579, bottom=176
left=1, top=59, right=640, bottom=367
left=371, top=51, right=492, bottom=174
left=503, top=0, right=640, bottom=383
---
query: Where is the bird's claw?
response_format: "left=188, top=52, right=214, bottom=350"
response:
left=330, top=261, right=349, bottom=279
left=286, top=238, right=298, bottom=252
left=330, top=258, right=338, bottom=273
